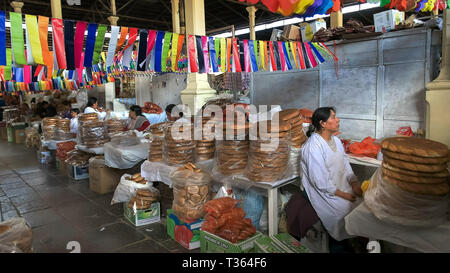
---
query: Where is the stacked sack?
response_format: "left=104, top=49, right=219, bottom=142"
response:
left=365, top=137, right=449, bottom=227
left=105, top=119, right=126, bottom=136
left=246, top=121, right=291, bottom=182
left=380, top=137, right=449, bottom=196
left=170, top=163, right=211, bottom=221
left=278, top=109, right=308, bottom=177
left=56, top=118, right=71, bottom=140
left=164, top=121, right=195, bottom=165
left=42, top=117, right=59, bottom=140
left=196, top=116, right=217, bottom=161
left=216, top=121, right=249, bottom=175
left=79, top=120, right=110, bottom=148
left=201, top=197, right=257, bottom=243
left=148, top=122, right=166, bottom=162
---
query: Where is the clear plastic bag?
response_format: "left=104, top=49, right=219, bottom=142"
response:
left=105, top=119, right=126, bottom=137
left=111, top=173, right=155, bottom=205
left=110, top=134, right=140, bottom=147
left=127, top=186, right=160, bottom=210
left=170, top=163, right=212, bottom=221
left=215, top=140, right=249, bottom=176
left=0, top=218, right=33, bottom=253
left=164, top=121, right=195, bottom=166
left=149, top=136, right=164, bottom=162
left=288, top=146, right=302, bottom=177
left=364, top=168, right=449, bottom=228
left=78, top=120, right=110, bottom=148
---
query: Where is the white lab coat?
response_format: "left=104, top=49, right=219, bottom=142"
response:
left=70, top=117, right=78, bottom=134
left=301, top=133, right=361, bottom=241
left=84, top=106, right=107, bottom=121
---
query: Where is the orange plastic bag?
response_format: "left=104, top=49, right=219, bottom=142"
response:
left=348, top=137, right=381, bottom=158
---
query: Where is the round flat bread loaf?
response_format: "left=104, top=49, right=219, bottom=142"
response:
left=381, top=137, right=449, bottom=158
left=277, top=109, right=301, bottom=121
left=382, top=149, right=448, bottom=165
left=382, top=167, right=448, bottom=184
left=382, top=174, right=450, bottom=196
left=382, top=162, right=449, bottom=178
left=383, top=155, right=448, bottom=173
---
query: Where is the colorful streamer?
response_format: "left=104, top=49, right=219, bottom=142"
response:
left=0, top=11, right=5, bottom=66
left=74, top=21, right=88, bottom=69
left=171, top=33, right=179, bottom=72
left=226, top=38, right=232, bottom=72
left=106, top=26, right=120, bottom=68
left=38, top=16, right=52, bottom=68
left=64, top=20, right=75, bottom=70
left=248, top=40, right=258, bottom=72
left=195, top=36, right=205, bottom=73
left=209, top=37, right=219, bottom=73
left=161, top=32, right=172, bottom=72
left=232, top=39, right=242, bottom=73
left=175, top=34, right=184, bottom=70
left=244, top=40, right=251, bottom=73
left=220, top=38, right=226, bottom=73
left=137, top=30, right=148, bottom=71
left=268, top=41, right=277, bottom=71
left=10, top=12, right=26, bottom=65
left=201, top=36, right=210, bottom=73
left=277, top=42, right=286, bottom=71
left=25, top=15, right=44, bottom=65
left=83, top=23, right=98, bottom=68
left=92, top=25, right=107, bottom=65
left=188, top=35, right=198, bottom=73
left=154, top=31, right=165, bottom=72
left=116, top=27, right=128, bottom=52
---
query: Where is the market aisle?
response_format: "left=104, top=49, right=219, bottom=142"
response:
left=0, top=140, right=197, bottom=253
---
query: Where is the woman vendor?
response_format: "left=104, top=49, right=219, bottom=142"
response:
left=300, top=107, right=362, bottom=243
left=84, top=97, right=109, bottom=121
left=128, top=105, right=150, bottom=132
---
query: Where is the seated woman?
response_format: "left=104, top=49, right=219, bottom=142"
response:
left=128, top=105, right=150, bottom=132
left=301, top=107, right=362, bottom=244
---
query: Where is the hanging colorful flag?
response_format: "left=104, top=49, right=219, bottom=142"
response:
left=38, top=16, right=52, bottom=68
left=291, top=42, right=299, bottom=69
left=10, top=12, right=26, bottom=65
left=137, top=30, right=148, bottom=72
left=319, top=42, right=338, bottom=62
left=64, top=20, right=76, bottom=70
left=144, top=30, right=157, bottom=69
left=214, top=38, right=220, bottom=68
left=220, top=38, right=226, bottom=73
left=296, top=42, right=306, bottom=69
left=106, top=26, right=120, bottom=68
left=209, top=37, right=219, bottom=73
left=25, top=15, right=44, bottom=65
left=268, top=41, right=277, bottom=71
left=188, top=35, right=198, bottom=73
left=171, top=33, right=179, bottom=72
left=92, top=25, right=107, bottom=65
left=232, top=39, right=242, bottom=73
left=272, top=41, right=282, bottom=71
left=226, top=38, right=233, bottom=72
left=175, top=34, right=184, bottom=71
left=304, top=42, right=318, bottom=68
left=277, top=42, right=287, bottom=71
left=263, top=41, right=269, bottom=71
left=243, top=40, right=251, bottom=73
left=116, top=27, right=128, bottom=52
left=259, top=41, right=265, bottom=71
left=23, top=65, right=31, bottom=84
left=201, top=36, right=210, bottom=73
left=0, top=11, right=5, bottom=66
left=52, top=18, right=66, bottom=69
left=195, top=36, right=205, bottom=73
left=154, top=31, right=165, bottom=72
left=122, top=28, right=138, bottom=52
left=83, top=23, right=98, bottom=68
left=282, top=42, right=292, bottom=70
left=73, top=21, right=87, bottom=69
left=308, top=42, right=325, bottom=63
left=161, top=32, right=172, bottom=72
left=248, top=40, right=258, bottom=72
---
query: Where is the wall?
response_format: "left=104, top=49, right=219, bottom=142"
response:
left=251, top=28, right=441, bottom=141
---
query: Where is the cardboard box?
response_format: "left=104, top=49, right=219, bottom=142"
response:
left=254, top=233, right=311, bottom=253
left=374, top=9, right=405, bottom=33
left=167, top=209, right=204, bottom=250
left=0, top=126, right=7, bottom=140
left=14, top=129, right=26, bottom=144
left=124, top=202, right=160, bottom=227
left=300, top=19, right=327, bottom=42
left=68, top=164, right=89, bottom=180
left=200, top=230, right=262, bottom=253
left=89, top=156, right=125, bottom=194
left=40, top=150, right=54, bottom=165
left=282, top=25, right=300, bottom=40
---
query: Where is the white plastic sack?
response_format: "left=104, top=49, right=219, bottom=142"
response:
left=76, top=144, right=104, bottom=155
left=104, top=142, right=149, bottom=169
left=111, top=174, right=154, bottom=205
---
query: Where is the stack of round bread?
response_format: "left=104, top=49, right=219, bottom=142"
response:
left=42, top=117, right=59, bottom=140
left=217, top=122, right=250, bottom=175
left=79, top=121, right=110, bottom=148
left=105, top=119, right=125, bottom=136
left=128, top=188, right=160, bottom=210
left=148, top=122, right=166, bottom=162
left=171, top=163, right=211, bottom=220
left=381, top=137, right=449, bottom=196
left=277, top=109, right=307, bottom=148
left=196, top=117, right=217, bottom=161
left=77, top=113, right=98, bottom=126
left=56, top=118, right=71, bottom=140
left=164, top=122, right=195, bottom=165
left=246, top=121, right=290, bottom=182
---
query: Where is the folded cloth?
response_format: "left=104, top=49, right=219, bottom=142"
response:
left=286, top=192, right=320, bottom=240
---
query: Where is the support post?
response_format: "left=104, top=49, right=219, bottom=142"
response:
left=10, top=1, right=24, bottom=13
left=171, top=0, right=181, bottom=34
left=246, top=6, right=257, bottom=40
left=50, top=0, right=62, bottom=19
left=330, top=10, right=343, bottom=28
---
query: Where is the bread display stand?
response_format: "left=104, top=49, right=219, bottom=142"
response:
left=141, top=158, right=299, bottom=236
left=104, top=141, right=149, bottom=169
left=345, top=202, right=450, bottom=252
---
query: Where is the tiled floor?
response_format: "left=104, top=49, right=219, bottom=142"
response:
left=0, top=140, right=200, bottom=253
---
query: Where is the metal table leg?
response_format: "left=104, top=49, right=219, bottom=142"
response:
left=268, top=187, right=278, bottom=236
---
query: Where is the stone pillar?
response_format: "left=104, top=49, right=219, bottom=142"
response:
left=10, top=1, right=24, bottom=13
left=330, top=10, right=343, bottom=28
left=50, top=0, right=62, bottom=19
left=246, top=6, right=257, bottom=41
left=180, top=0, right=216, bottom=115
left=171, top=0, right=181, bottom=34
left=425, top=9, right=450, bottom=147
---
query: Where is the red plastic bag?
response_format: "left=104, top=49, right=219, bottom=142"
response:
left=348, top=137, right=381, bottom=158
left=396, top=126, right=414, bottom=137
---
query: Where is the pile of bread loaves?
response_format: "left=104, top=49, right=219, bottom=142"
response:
left=380, top=137, right=449, bottom=196
left=148, top=122, right=166, bottom=162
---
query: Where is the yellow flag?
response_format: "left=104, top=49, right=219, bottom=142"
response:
left=171, top=33, right=179, bottom=72
left=25, top=14, right=44, bottom=65
left=220, top=38, right=226, bottom=73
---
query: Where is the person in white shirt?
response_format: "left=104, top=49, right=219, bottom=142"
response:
left=70, top=108, right=80, bottom=135
left=84, top=97, right=109, bottom=120
left=301, top=107, right=362, bottom=243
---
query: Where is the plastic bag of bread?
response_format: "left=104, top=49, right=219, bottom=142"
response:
left=78, top=120, right=110, bottom=148
left=0, top=218, right=33, bottom=253
left=364, top=168, right=449, bottom=228
left=170, top=162, right=212, bottom=221
left=127, top=187, right=161, bottom=210
left=105, top=119, right=126, bottom=137
left=111, top=173, right=155, bottom=205
left=164, top=121, right=195, bottom=166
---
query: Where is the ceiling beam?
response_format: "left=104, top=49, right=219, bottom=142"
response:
left=117, top=0, right=137, bottom=14
left=217, top=0, right=248, bottom=23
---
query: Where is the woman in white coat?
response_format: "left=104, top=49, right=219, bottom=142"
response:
left=84, top=97, right=109, bottom=121
left=301, top=107, right=362, bottom=243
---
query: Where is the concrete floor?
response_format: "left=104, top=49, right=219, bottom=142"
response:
left=0, top=140, right=200, bottom=253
